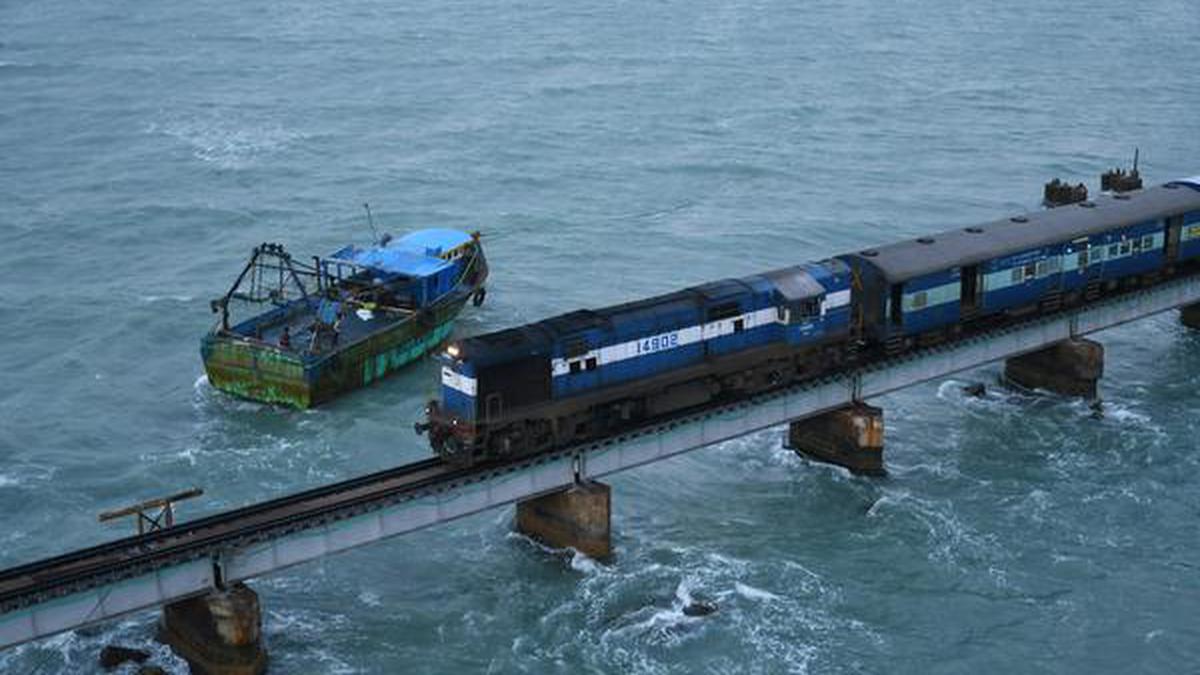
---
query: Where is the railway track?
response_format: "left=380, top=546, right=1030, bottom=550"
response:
left=0, top=457, right=456, bottom=612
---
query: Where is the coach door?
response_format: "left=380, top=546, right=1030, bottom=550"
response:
left=485, top=393, right=503, bottom=423
left=1166, top=215, right=1183, bottom=263
left=960, top=265, right=980, bottom=317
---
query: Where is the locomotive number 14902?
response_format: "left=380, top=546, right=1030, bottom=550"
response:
left=636, top=332, right=680, bottom=355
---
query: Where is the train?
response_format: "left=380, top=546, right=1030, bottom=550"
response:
left=417, top=175, right=1200, bottom=465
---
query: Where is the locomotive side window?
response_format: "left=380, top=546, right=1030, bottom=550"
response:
left=708, top=302, right=740, bottom=321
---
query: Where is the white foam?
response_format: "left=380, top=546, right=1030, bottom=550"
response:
left=735, top=581, right=780, bottom=602
left=151, top=116, right=306, bottom=169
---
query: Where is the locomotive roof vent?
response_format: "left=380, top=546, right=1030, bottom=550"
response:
left=1078, top=201, right=1096, bottom=208
left=965, top=226, right=984, bottom=233
left=1010, top=215, right=1029, bottom=223
left=861, top=249, right=879, bottom=257
left=916, top=236, right=935, bottom=244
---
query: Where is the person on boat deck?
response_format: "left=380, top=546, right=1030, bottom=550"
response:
left=331, top=307, right=344, bottom=347
left=279, top=325, right=292, bottom=349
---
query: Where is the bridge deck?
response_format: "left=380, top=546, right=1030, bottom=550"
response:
left=2, top=274, right=1199, bottom=649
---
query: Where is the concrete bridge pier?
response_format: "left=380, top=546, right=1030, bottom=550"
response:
left=1004, top=337, right=1103, bottom=399
left=786, top=402, right=885, bottom=475
left=516, top=480, right=612, bottom=559
left=1180, top=302, right=1200, bottom=329
left=159, top=582, right=268, bottom=675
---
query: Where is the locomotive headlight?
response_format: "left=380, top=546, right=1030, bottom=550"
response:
left=446, top=344, right=461, bottom=358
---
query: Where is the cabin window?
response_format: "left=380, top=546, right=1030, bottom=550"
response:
left=1035, top=258, right=1059, bottom=278
left=569, top=361, right=583, bottom=374
left=585, top=357, right=598, bottom=371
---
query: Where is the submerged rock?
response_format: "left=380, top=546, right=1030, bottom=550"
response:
left=683, top=600, right=717, bottom=617
left=99, top=645, right=150, bottom=670
left=962, top=382, right=987, bottom=397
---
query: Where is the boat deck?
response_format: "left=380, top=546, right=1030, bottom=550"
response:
left=235, top=299, right=417, bottom=357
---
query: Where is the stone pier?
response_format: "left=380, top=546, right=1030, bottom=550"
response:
left=159, top=582, right=267, bottom=675
left=1180, top=303, right=1200, bottom=330
left=516, top=481, right=612, bottom=559
left=786, top=402, right=885, bottom=475
left=1003, top=337, right=1103, bottom=399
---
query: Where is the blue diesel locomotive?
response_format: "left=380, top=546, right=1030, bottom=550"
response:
left=420, top=177, right=1200, bottom=465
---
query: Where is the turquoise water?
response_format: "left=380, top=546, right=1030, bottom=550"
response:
left=2, top=0, right=1199, bottom=672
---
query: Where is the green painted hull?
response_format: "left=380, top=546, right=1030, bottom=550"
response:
left=201, top=295, right=467, bottom=408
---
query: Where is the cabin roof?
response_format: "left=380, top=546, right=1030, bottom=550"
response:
left=330, top=245, right=453, bottom=277
left=394, top=229, right=473, bottom=257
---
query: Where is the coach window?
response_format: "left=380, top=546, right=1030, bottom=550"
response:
left=1120, top=240, right=1132, bottom=256
left=733, top=318, right=745, bottom=333
left=911, top=291, right=928, bottom=310
left=1011, top=267, right=1024, bottom=284
left=1108, top=243, right=1120, bottom=258
left=570, top=361, right=583, bottom=374
left=585, top=357, right=598, bottom=371
left=1142, top=234, right=1154, bottom=250
left=1077, top=250, right=1088, bottom=268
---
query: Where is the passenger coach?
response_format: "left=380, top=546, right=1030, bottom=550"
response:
left=840, top=178, right=1200, bottom=352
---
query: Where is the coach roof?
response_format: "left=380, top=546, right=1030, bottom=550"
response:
left=841, top=182, right=1200, bottom=284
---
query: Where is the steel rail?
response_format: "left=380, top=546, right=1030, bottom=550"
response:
left=0, top=458, right=443, bottom=605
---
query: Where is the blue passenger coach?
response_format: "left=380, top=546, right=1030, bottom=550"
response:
left=840, top=178, right=1200, bottom=350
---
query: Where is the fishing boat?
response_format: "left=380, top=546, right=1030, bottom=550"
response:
left=202, top=228, right=488, bottom=408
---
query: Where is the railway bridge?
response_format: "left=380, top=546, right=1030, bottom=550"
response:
left=4, top=275, right=1200, bottom=673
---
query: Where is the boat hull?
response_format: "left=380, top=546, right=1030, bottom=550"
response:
left=201, top=294, right=468, bottom=408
